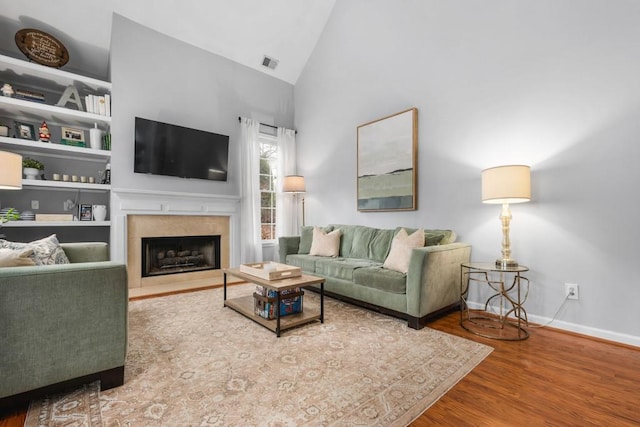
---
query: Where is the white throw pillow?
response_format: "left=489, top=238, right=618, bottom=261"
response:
left=0, top=248, right=36, bottom=267
left=309, top=227, right=341, bottom=257
left=0, top=234, right=70, bottom=265
left=383, top=228, right=425, bottom=273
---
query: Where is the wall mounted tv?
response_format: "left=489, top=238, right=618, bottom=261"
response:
left=134, top=117, right=229, bottom=182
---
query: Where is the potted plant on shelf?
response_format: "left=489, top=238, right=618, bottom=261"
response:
left=1, top=208, right=20, bottom=223
left=22, top=157, right=44, bottom=180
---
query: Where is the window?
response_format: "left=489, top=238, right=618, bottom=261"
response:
left=259, top=136, right=278, bottom=241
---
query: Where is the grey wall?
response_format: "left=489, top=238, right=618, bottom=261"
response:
left=295, top=0, right=640, bottom=343
left=110, top=14, right=294, bottom=197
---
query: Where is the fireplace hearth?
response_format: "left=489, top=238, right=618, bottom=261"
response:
left=142, top=235, right=221, bottom=277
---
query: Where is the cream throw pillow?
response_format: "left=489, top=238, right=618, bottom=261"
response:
left=0, top=234, right=70, bottom=265
left=309, top=227, right=341, bottom=257
left=383, top=228, right=425, bottom=273
left=0, top=248, right=36, bottom=267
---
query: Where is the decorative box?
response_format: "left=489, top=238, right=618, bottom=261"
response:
left=35, top=213, right=73, bottom=221
left=240, top=262, right=301, bottom=281
left=253, top=287, right=304, bottom=320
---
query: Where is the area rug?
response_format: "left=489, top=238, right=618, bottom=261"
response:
left=24, top=380, right=102, bottom=426
left=28, top=285, right=492, bottom=426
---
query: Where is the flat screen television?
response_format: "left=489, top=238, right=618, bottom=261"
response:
left=134, top=117, right=229, bottom=182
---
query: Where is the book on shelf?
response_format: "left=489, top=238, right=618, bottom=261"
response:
left=84, top=93, right=111, bottom=117
left=14, top=88, right=45, bottom=102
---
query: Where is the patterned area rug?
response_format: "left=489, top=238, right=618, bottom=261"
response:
left=24, top=380, right=102, bottom=426
left=27, top=285, right=492, bottom=426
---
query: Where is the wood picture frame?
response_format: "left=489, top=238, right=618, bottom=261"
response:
left=357, top=108, right=418, bottom=211
left=14, top=121, right=36, bottom=140
left=61, top=126, right=86, bottom=147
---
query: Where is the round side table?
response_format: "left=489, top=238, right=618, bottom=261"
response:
left=460, top=262, right=530, bottom=340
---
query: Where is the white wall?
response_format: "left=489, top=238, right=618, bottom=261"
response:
left=110, top=14, right=294, bottom=197
left=108, top=15, right=295, bottom=263
left=295, top=0, right=640, bottom=345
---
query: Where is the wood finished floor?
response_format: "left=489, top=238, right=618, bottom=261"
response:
left=1, top=301, right=638, bottom=426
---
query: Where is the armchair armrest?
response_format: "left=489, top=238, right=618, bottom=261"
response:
left=405, top=242, right=472, bottom=318
left=278, top=236, right=301, bottom=263
left=0, top=261, right=128, bottom=399
left=61, top=242, right=110, bottom=263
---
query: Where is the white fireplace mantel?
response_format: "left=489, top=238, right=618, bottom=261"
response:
left=110, top=188, right=241, bottom=266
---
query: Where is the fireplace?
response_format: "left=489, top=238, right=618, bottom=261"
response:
left=141, top=235, right=221, bottom=277
left=126, top=214, right=231, bottom=293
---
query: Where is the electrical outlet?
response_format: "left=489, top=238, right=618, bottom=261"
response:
left=31, top=200, right=39, bottom=209
left=565, top=283, right=579, bottom=300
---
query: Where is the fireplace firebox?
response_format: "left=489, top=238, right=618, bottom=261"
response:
left=141, top=235, right=221, bottom=277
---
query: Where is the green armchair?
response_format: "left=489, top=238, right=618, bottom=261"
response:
left=0, top=242, right=128, bottom=410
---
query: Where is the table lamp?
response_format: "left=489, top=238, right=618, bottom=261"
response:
left=283, top=175, right=306, bottom=226
left=0, top=151, right=22, bottom=190
left=482, top=165, right=531, bottom=268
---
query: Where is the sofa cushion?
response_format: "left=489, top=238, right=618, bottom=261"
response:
left=328, top=224, right=360, bottom=257
left=0, top=248, right=36, bottom=267
left=298, top=225, right=333, bottom=254
left=315, top=257, right=381, bottom=281
left=284, top=254, right=319, bottom=272
left=400, top=227, right=456, bottom=246
left=0, top=234, right=70, bottom=266
left=368, top=228, right=395, bottom=262
left=383, top=228, right=425, bottom=273
left=349, top=226, right=378, bottom=259
left=353, top=266, right=407, bottom=294
left=309, top=227, right=341, bottom=257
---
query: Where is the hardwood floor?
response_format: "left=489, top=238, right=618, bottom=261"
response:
left=412, top=314, right=640, bottom=426
left=1, top=309, right=638, bottom=426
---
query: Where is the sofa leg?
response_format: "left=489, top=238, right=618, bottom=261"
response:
left=407, top=316, right=427, bottom=330
left=100, top=366, right=125, bottom=390
left=408, top=302, right=461, bottom=330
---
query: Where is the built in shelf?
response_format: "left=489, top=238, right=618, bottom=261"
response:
left=0, top=136, right=111, bottom=162
left=2, top=221, right=110, bottom=228
left=0, top=96, right=111, bottom=128
left=0, top=54, right=111, bottom=92
left=22, top=179, right=110, bottom=192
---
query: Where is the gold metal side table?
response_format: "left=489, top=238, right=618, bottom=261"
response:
left=460, top=262, right=530, bottom=340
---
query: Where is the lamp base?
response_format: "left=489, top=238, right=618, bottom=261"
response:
left=496, top=258, right=519, bottom=268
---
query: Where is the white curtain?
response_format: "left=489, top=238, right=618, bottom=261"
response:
left=276, top=127, right=298, bottom=238
left=239, top=117, right=263, bottom=263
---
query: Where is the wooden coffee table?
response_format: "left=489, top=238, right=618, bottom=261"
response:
left=223, top=268, right=325, bottom=337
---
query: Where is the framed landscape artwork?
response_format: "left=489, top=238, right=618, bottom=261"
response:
left=357, top=108, right=418, bottom=211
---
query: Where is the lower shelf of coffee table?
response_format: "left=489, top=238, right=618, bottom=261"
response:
left=225, top=294, right=320, bottom=333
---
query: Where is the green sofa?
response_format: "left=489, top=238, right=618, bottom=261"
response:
left=279, top=225, right=471, bottom=329
left=0, top=242, right=128, bottom=410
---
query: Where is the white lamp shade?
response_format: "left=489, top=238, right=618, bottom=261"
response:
left=482, top=165, right=530, bottom=204
left=0, top=151, right=23, bottom=190
left=283, top=175, right=306, bottom=193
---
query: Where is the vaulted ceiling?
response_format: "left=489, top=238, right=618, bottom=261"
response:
left=1, top=0, right=336, bottom=84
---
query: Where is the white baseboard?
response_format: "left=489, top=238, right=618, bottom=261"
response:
left=465, top=302, right=639, bottom=348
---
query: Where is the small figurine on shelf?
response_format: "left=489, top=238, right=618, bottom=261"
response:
left=1, top=83, right=14, bottom=97
left=38, top=120, right=51, bottom=142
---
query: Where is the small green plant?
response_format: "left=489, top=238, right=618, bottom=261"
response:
left=0, top=207, right=20, bottom=223
left=22, top=157, right=44, bottom=170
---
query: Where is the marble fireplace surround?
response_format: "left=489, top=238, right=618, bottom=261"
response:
left=111, top=189, right=241, bottom=298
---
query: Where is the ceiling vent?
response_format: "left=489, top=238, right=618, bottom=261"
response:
left=262, top=55, right=279, bottom=70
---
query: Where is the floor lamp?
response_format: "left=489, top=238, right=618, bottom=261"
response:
left=283, top=175, right=306, bottom=229
left=481, top=165, right=531, bottom=268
